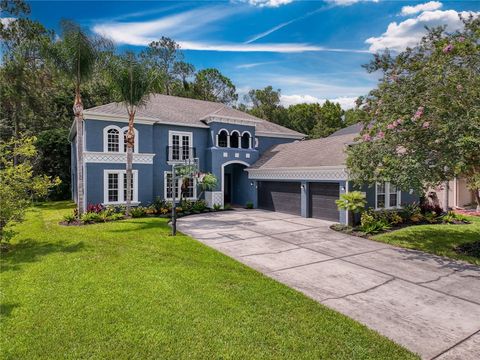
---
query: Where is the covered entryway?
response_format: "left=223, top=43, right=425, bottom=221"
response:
left=309, top=182, right=340, bottom=221
left=222, top=161, right=254, bottom=207
left=258, top=181, right=301, bottom=216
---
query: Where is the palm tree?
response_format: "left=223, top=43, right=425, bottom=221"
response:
left=52, top=20, right=100, bottom=215
left=109, top=53, right=155, bottom=216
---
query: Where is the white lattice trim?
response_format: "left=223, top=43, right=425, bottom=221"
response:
left=205, top=191, right=223, bottom=208
left=84, top=151, right=155, bottom=164
left=247, top=166, right=348, bottom=181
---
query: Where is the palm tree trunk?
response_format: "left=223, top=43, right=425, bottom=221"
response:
left=125, top=111, right=135, bottom=216
left=73, top=91, right=85, bottom=215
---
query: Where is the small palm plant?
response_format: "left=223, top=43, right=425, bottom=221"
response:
left=335, top=191, right=367, bottom=226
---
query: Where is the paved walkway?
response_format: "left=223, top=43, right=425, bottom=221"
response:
left=177, top=209, right=480, bottom=359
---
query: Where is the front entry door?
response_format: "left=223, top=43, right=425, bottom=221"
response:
left=224, top=174, right=231, bottom=204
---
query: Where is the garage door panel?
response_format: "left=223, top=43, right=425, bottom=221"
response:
left=309, top=183, right=339, bottom=221
left=258, top=181, right=301, bottom=216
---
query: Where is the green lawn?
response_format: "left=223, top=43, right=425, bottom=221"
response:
left=0, top=202, right=416, bottom=359
left=372, top=215, right=480, bottom=265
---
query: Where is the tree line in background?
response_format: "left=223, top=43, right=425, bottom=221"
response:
left=0, top=0, right=364, bottom=203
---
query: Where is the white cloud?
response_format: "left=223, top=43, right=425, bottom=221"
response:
left=400, top=1, right=442, bottom=16
left=92, top=7, right=238, bottom=45
left=178, top=41, right=370, bottom=53
left=246, top=0, right=293, bottom=7
left=325, top=0, right=379, bottom=6
left=236, top=61, right=277, bottom=69
left=246, top=6, right=332, bottom=43
left=280, top=94, right=357, bottom=109
left=366, top=9, right=479, bottom=52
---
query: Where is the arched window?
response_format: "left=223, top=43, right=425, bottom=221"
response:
left=241, top=132, right=251, bottom=149
left=217, top=130, right=228, bottom=147
left=107, top=128, right=120, bottom=152
left=230, top=131, right=240, bottom=148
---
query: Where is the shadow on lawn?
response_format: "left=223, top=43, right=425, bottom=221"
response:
left=0, top=303, right=19, bottom=318
left=0, top=240, right=84, bottom=272
left=107, top=219, right=171, bottom=233
left=395, top=248, right=480, bottom=273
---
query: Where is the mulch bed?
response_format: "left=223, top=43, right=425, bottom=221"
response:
left=454, top=209, right=480, bottom=217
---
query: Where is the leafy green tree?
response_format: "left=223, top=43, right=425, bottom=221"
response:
left=344, top=107, right=368, bottom=127
left=109, top=52, right=157, bottom=215
left=244, top=86, right=282, bottom=123
left=173, top=61, right=195, bottom=95
left=0, top=136, right=60, bottom=243
left=51, top=20, right=104, bottom=214
left=193, top=68, right=238, bottom=105
left=287, top=103, right=320, bottom=135
left=311, top=100, right=344, bottom=138
left=346, top=17, right=480, bottom=209
left=34, top=128, right=71, bottom=200
left=142, top=37, right=183, bottom=95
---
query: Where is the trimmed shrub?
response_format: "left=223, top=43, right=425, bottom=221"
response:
left=245, top=201, right=254, bottom=209
left=130, top=207, right=147, bottom=218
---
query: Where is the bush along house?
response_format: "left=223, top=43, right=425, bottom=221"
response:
left=70, top=94, right=418, bottom=224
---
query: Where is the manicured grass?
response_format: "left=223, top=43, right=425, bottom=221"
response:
left=372, top=215, right=480, bottom=265
left=0, top=202, right=417, bottom=359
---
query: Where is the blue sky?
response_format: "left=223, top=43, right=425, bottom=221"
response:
left=24, top=0, right=480, bottom=108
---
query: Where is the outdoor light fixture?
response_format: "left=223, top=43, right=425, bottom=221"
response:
left=250, top=181, right=254, bottom=186
left=340, top=186, right=345, bottom=191
left=301, top=184, right=305, bottom=190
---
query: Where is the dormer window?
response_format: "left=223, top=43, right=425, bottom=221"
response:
left=241, top=132, right=251, bottom=149
left=217, top=130, right=228, bottom=148
left=230, top=131, right=240, bottom=148
left=107, top=128, right=120, bottom=152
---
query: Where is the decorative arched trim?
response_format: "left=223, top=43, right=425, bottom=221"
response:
left=103, top=125, right=122, bottom=153
left=221, top=160, right=250, bottom=204
left=229, top=130, right=240, bottom=148
left=241, top=131, right=252, bottom=149
left=217, top=128, right=229, bottom=147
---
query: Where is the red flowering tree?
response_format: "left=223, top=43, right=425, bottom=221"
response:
left=346, top=16, right=480, bottom=209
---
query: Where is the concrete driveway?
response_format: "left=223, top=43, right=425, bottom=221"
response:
left=177, top=209, right=480, bottom=359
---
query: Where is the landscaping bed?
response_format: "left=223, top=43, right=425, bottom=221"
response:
left=331, top=203, right=479, bottom=265
left=60, top=199, right=230, bottom=226
left=0, top=201, right=417, bottom=359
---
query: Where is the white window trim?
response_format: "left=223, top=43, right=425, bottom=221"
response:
left=375, top=182, right=401, bottom=210
left=168, top=130, right=193, bottom=163
left=229, top=130, right=241, bottom=149
left=216, top=128, right=229, bottom=148
left=241, top=130, right=252, bottom=149
left=103, top=169, right=139, bottom=205
left=164, top=171, right=197, bottom=201
left=103, top=125, right=139, bottom=153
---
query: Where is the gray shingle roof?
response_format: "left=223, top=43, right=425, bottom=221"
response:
left=250, top=125, right=360, bottom=169
left=83, top=94, right=304, bottom=137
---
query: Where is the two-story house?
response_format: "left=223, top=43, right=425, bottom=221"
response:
left=70, top=94, right=418, bottom=224
left=69, top=94, right=304, bottom=211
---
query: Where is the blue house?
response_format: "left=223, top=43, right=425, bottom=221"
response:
left=70, top=94, right=417, bottom=224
